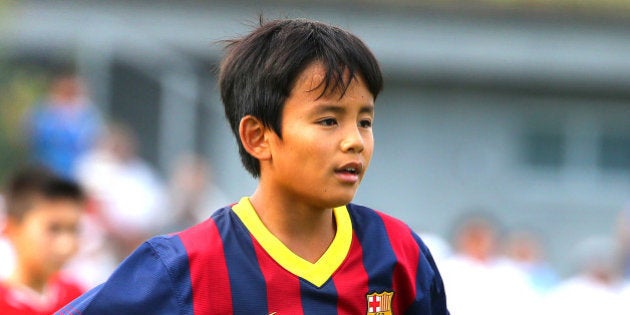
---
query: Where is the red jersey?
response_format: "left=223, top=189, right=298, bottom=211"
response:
left=0, top=273, right=84, bottom=315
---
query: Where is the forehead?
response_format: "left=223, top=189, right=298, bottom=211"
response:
left=20, top=198, right=83, bottom=223
left=294, top=62, right=327, bottom=91
left=292, top=62, right=370, bottom=99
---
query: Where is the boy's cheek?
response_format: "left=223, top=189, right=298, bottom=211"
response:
left=18, top=223, right=47, bottom=251
left=13, top=228, right=50, bottom=270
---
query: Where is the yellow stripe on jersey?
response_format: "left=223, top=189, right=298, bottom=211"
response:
left=231, top=197, right=352, bottom=288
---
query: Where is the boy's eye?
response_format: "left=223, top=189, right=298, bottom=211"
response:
left=318, top=118, right=338, bottom=126
left=48, top=222, right=79, bottom=235
left=359, top=119, right=372, bottom=128
left=49, top=223, right=64, bottom=234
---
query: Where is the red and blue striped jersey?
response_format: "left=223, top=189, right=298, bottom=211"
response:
left=56, top=197, right=449, bottom=314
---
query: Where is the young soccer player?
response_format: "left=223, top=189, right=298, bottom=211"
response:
left=57, top=18, right=449, bottom=314
left=0, top=166, right=86, bottom=314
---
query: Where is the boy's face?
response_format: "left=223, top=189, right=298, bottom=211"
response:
left=265, top=62, right=374, bottom=208
left=7, top=198, right=82, bottom=278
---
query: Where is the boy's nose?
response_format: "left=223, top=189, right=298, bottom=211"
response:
left=340, top=126, right=364, bottom=153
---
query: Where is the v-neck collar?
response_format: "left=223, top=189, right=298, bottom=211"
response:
left=231, top=197, right=352, bottom=287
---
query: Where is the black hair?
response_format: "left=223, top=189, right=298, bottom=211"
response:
left=219, top=18, right=383, bottom=177
left=2, top=165, right=86, bottom=222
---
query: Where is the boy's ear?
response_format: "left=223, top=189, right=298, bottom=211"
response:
left=239, top=115, right=272, bottom=161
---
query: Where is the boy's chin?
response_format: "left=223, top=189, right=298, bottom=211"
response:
left=305, top=188, right=357, bottom=209
left=326, top=193, right=356, bottom=208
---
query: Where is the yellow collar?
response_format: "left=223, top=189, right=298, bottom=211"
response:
left=232, top=197, right=352, bottom=287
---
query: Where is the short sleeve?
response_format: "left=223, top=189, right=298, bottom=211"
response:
left=408, top=233, right=450, bottom=315
left=56, top=239, right=187, bottom=315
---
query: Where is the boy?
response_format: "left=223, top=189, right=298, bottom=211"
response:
left=0, top=166, right=86, bottom=314
left=58, top=18, right=449, bottom=314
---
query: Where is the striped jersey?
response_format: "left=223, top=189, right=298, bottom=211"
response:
left=57, top=197, right=449, bottom=314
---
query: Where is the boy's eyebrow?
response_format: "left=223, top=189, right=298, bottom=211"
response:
left=359, top=105, right=375, bottom=115
left=313, top=104, right=374, bottom=115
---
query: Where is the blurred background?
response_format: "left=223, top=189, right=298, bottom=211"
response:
left=1, top=0, right=630, bottom=312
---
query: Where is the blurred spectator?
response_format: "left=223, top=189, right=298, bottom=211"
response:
left=73, top=122, right=168, bottom=262
left=0, top=166, right=86, bottom=314
left=621, top=281, right=630, bottom=310
left=542, top=235, right=628, bottom=315
left=440, top=211, right=539, bottom=315
left=617, top=203, right=630, bottom=279
left=24, top=66, right=103, bottom=179
left=502, top=229, right=559, bottom=294
left=0, top=194, right=15, bottom=280
left=165, top=153, right=228, bottom=232
left=417, top=231, right=452, bottom=268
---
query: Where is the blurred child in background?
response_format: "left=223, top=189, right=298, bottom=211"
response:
left=0, top=166, right=86, bottom=314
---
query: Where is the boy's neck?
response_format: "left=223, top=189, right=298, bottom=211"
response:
left=8, top=265, right=49, bottom=293
left=249, top=189, right=337, bottom=264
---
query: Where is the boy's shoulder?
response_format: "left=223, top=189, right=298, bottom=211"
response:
left=147, top=205, right=235, bottom=258
left=345, top=203, right=426, bottom=248
left=346, top=203, right=414, bottom=231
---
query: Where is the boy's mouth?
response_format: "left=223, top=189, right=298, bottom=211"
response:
left=340, top=167, right=358, bottom=175
left=335, top=162, right=362, bottom=176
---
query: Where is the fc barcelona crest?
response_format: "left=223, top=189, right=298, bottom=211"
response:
left=366, top=291, right=394, bottom=315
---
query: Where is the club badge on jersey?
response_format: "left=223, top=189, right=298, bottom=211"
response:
left=366, top=291, right=394, bottom=315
